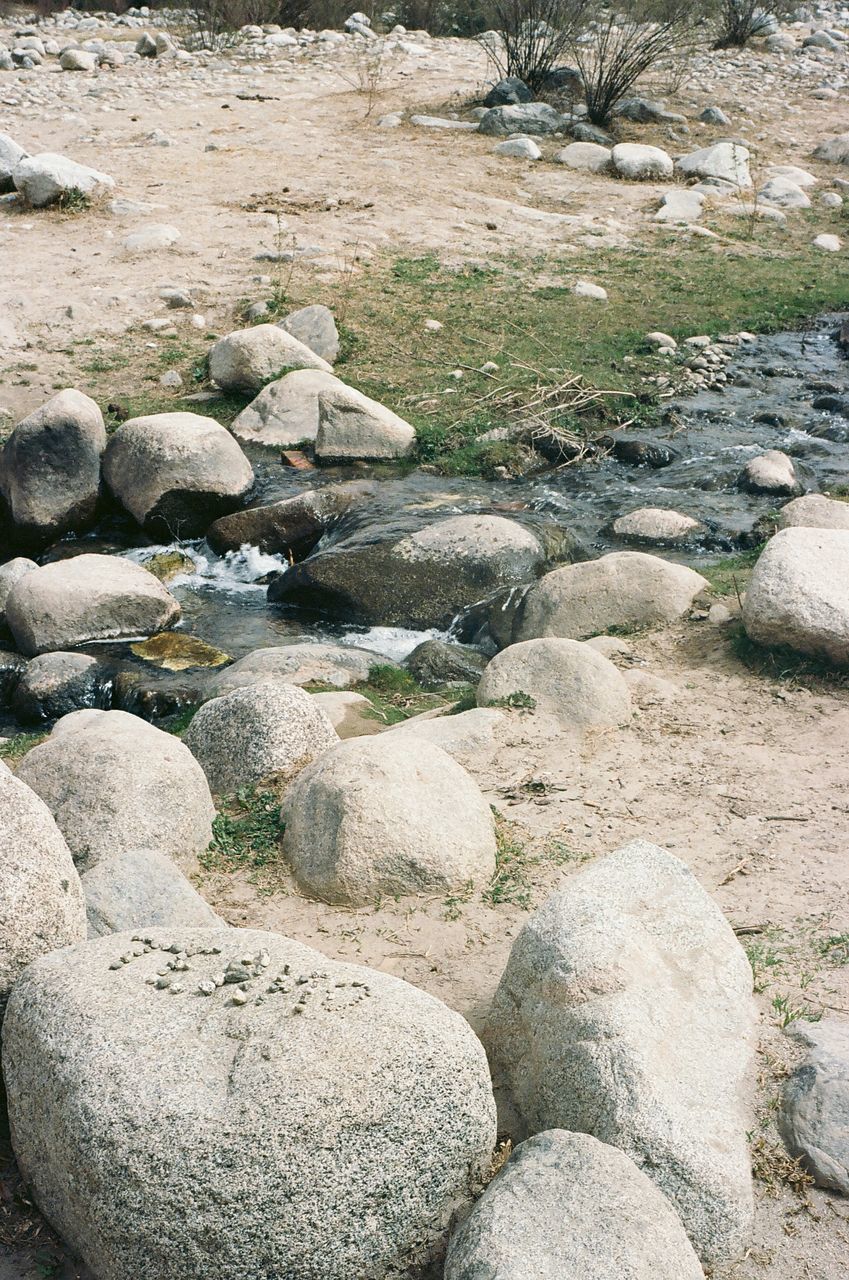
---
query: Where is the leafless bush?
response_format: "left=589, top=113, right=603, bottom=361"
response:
left=478, top=0, right=588, bottom=94
left=571, top=0, right=705, bottom=125
left=714, top=0, right=788, bottom=48
left=333, top=40, right=400, bottom=115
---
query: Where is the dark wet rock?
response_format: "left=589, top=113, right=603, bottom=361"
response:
left=753, top=409, right=800, bottom=428
left=453, top=585, right=532, bottom=653
left=11, top=652, right=112, bottom=724
left=570, top=121, right=613, bottom=145
left=541, top=65, right=584, bottom=95
left=207, top=483, right=372, bottom=559
left=0, top=650, right=26, bottom=706
left=406, top=639, right=488, bottom=687
left=600, top=436, right=681, bottom=468
left=483, top=77, right=533, bottom=107
left=268, top=515, right=552, bottom=629
left=0, top=390, right=106, bottom=551
left=812, top=395, right=848, bottom=415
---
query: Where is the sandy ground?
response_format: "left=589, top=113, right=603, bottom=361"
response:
left=1, top=14, right=849, bottom=1280
left=1, top=24, right=846, bottom=423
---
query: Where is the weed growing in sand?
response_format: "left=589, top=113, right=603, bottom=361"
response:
left=699, top=547, right=763, bottom=597
left=55, top=188, right=91, bottom=214
left=201, top=788, right=280, bottom=872
left=750, top=1135, right=814, bottom=1201
left=771, top=993, right=822, bottom=1030
left=485, top=817, right=535, bottom=909
left=356, top=665, right=472, bottom=725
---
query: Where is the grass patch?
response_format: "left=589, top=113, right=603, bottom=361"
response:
left=355, top=663, right=470, bottom=725
left=200, top=788, right=281, bottom=873
left=731, top=624, right=849, bottom=689
left=482, top=815, right=589, bottom=910
left=698, top=547, right=763, bottom=597
left=0, top=732, right=46, bottom=761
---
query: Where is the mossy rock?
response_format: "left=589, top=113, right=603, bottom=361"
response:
left=130, top=632, right=231, bottom=672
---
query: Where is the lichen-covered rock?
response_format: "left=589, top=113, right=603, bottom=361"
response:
left=314, top=382, right=416, bottom=462
left=445, top=1130, right=704, bottom=1280
left=2, top=926, right=497, bottom=1280
left=282, top=734, right=497, bottom=905
left=516, top=552, right=708, bottom=641
left=269, top=515, right=545, bottom=628
left=477, top=638, right=631, bottom=731
left=778, top=1019, right=849, bottom=1194
left=81, top=848, right=221, bottom=938
left=486, top=840, right=756, bottom=1266
left=209, top=324, right=332, bottom=393
left=5, top=555, right=180, bottom=657
left=16, top=710, right=215, bottom=872
left=103, top=413, right=254, bottom=538
left=0, top=765, right=86, bottom=1016
left=742, top=528, right=849, bottom=664
left=676, top=142, right=752, bottom=187
left=478, top=103, right=566, bottom=136
left=184, top=682, right=339, bottom=794
left=0, top=390, right=106, bottom=549
left=278, top=304, right=339, bottom=363
left=229, top=369, right=344, bottom=447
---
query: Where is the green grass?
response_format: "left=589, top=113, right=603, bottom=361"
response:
left=731, top=624, right=849, bottom=689
left=200, top=788, right=281, bottom=872
left=482, top=815, right=589, bottom=910
left=698, top=546, right=763, bottom=597
left=354, top=663, right=470, bottom=725
left=0, top=732, right=46, bottom=761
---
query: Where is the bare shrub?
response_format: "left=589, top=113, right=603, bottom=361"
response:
left=478, top=0, right=588, bottom=94
left=570, top=0, right=705, bottom=126
left=333, top=40, right=400, bottom=116
left=714, top=0, right=788, bottom=47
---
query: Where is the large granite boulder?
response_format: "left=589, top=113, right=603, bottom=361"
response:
left=742, top=528, right=849, bottom=664
left=207, top=642, right=381, bottom=695
left=0, top=390, right=106, bottom=549
left=486, top=839, right=756, bottom=1266
left=314, top=382, right=416, bottom=462
left=206, top=483, right=370, bottom=558
left=103, top=413, right=254, bottom=538
left=81, top=848, right=221, bottom=938
left=184, top=683, right=339, bottom=794
left=282, top=734, right=496, bottom=905
left=2, top=926, right=497, bottom=1280
left=445, top=1130, right=704, bottom=1279
left=5, top=554, right=181, bottom=656
left=209, top=324, right=332, bottom=393
left=13, top=152, right=114, bottom=207
left=269, top=515, right=547, bottom=629
left=0, top=763, right=86, bottom=1016
left=16, top=710, right=215, bottom=872
left=278, top=304, right=340, bottom=363
left=516, top=552, right=708, bottom=642
left=229, top=369, right=344, bottom=447
left=477, top=637, right=631, bottom=731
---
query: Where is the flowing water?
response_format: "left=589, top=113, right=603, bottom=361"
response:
left=4, top=314, right=848, bottom=729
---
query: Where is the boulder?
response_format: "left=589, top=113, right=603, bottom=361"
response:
left=476, top=637, right=631, bottom=731
left=206, top=483, right=369, bottom=558
left=282, top=735, right=496, bottom=905
left=16, top=709, right=215, bottom=871
left=5, top=555, right=181, bottom=657
left=278, top=304, right=339, bottom=363
left=269, top=514, right=546, bottom=628
left=478, top=103, right=567, bottom=137
left=388, top=707, right=505, bottom=769
left=516, top=552, right=708, bottom=641
left=616, top=97, right=683, bottom=124
left=2, top=926, right=496, bottom=1280
left=208, top=643, right=381, bottom=695
left=676, top=142, right=751, bottom=187
left=0, top=132, right=27, bottom=194
left=611, top=507, right=704, bottom=545
left=13, top=152, right=114, bottom=208
left=778, top=1019, right=849, bottom=1194
left=486, top=840, right=755, bottom=1266
left=103, top=412, right=254, bottom=538
left=59, top=47, right=96, bottom=70
left=494, top=137, right=541, bottom=160
left=483, top=77, right=533, bottom=107
left=738, top=449, right=799, bottom=495
left=553, top=141, right=612, bottom=173
left=209, top=325, right=332, bottom=393
left=766, top=164, right=817, bottom=189
left=81, top=848, right=221, bottom=938
left=185, top=683, right=338, bottom=794
left=655, top=189, right=705, bottom=223
left=776, top=494, right=849, bottom=531
left=315, top=382, right=416, bottom=462
left=0, top=765, right=86, bottom=1015
left=11, top=652, right=111, bottom=723
left=0, top=556, right=37, bottom=627
left=611, top=144, right=673, bottom=181
left=406, top=638, right=488, bottom=686
left=229, top=369, right=343, bottom=448
left=758, top=176, right=811, bottom=208
left=814, top=133, right=849, bottom=165
left=0, top=390, right=106, bottom=549
left=742, top=527, right=849, bottom=664
left=444, top=1130, right=704, bottom=1280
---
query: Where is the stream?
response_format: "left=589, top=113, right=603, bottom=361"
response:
left=3, top=313, right=848, bottom=730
